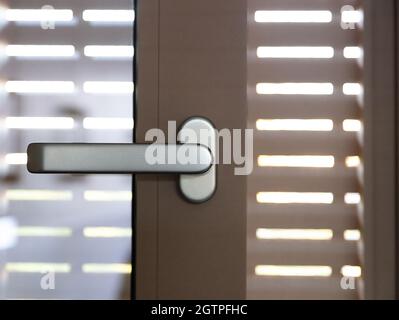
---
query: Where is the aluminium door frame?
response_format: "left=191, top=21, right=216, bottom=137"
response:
left=363, top=0, right=397, bottom=300
left=133, top=0, right=247, bottom=299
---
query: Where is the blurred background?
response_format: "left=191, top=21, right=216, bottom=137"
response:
left=0, top=0, right=134, bottom=299
left=246, top=0, right=364, bottom=299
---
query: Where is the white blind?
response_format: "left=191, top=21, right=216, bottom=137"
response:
left=0, top=0, right=133, bottom=299
left=247, top=0, right=364, bottom=299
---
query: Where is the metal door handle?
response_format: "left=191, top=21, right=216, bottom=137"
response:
left=27, top=117, right=216, bottom=203
left=27, top=144, right=212, bottom=174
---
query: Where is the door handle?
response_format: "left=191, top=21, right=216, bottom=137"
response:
left=26, top=117, right=216, bottom=203
left=27, top=144, right=212, bottom=174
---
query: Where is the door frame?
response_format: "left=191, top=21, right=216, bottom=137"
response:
left=133, top=0, right=247, bottom=299
left=363, top=0, right=397, bottom=300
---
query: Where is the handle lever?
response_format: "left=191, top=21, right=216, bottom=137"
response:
left=27, top=143, right=212, bottom=174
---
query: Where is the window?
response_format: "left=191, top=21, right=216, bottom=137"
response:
left=0, top=1, right=134, bottom=299
left=247, top=0, right=364, bottom=299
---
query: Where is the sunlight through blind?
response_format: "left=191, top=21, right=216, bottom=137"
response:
left=248, top=0, right=364, bottom=300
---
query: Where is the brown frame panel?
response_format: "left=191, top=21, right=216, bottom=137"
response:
left=135, top=0, right=160, bottom=299
left=135, top=0, right=247, bottom=299
left=363, top=0, right=397, bottom=300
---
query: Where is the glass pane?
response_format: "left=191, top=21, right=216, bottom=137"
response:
left=0, top=1, right=134, bottom=299
left=247, top=0, right=364, bottom=299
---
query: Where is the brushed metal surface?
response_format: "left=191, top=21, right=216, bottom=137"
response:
left=179, top=118, right=216, bottom=203
left=27, top=143, right=212, bottom=174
